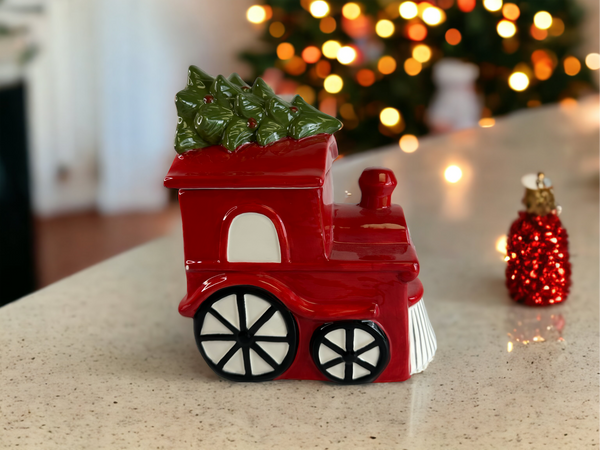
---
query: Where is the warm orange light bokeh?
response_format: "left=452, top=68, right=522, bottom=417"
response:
left=378, top=56, right=397, bottom=74
left=269, top=22, right=285, bottom=38
left=445, top=28, right=462, bottom=45
left=530, top=25, right=547, bottom=41
left=296, top=85, right=316, bottom=104
left=319, top=16, right=337, bottom=33
left=502, top=3, right=520, bottom=20
left=315, top=60, right=331, bottom=78
left=457, top=0, right=475, bottom=12
left=549, top=18, right=564, bottom=36
left=404, top=58, right=422, bottom=76
left=356, top=69, right=376, bottom=86
left=563, top=56, right=581, bottom=76
left=319, top=96, right=337, bottom=116
left=302, top=46, right=322, bottom=64
left=284, top=56, right=306, bottom=75
left=277, top=42, right=295, bottom=60
left=534, top=61, right=553, bottom=80
left=407, top=23, right=427, bottom=41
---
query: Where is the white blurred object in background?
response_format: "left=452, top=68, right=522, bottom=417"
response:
left=428, top=58, right=482, bottom=133
left=2, top=0, right=257, bottom=216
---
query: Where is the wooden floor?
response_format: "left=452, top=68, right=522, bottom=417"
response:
left=35, top=204, right=181, bottom=287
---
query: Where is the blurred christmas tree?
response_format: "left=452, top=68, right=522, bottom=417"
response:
left=241, top=0, right=598, bottom=153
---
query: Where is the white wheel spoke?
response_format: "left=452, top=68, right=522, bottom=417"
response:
left=325, top=328, right=346, bottom=351
left=352, top=363, right=371, bottom=380
left=353, top=328, right=375, bottom=351
left=201, top=312, right=234, bottom=335
left=202, top=341, right=236, bottom=365
left=244, top=294, right=271, bottom=329
left=256, top=342, right=289, bottom=365
left=210, top=294, right=239, bottom=330
left=255, top=311, right=287, bottom=337
left=249, top=348, right=274, bottom=375
left=358, top=347, right=380, bottom=366
left=326, top=362, right=345, bottom=379
left=222, top=348, right=245, bottom=375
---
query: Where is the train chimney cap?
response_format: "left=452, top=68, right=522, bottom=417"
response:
left=358, top=167, right=397, bottom=210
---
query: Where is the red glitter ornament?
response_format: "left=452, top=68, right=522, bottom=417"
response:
left=505, top=173, right=571, bottom=306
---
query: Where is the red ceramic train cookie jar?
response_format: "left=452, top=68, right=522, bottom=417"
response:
left=164, top=66, right=437, bottom=384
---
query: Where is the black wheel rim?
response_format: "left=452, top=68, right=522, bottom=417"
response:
left=311, top=321, right=389, bottom=384
left=194, top=286, right=298, bottom=382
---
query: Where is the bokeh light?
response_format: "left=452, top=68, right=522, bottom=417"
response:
left=509, top=72, right=529, bottom=91
left=269, top=22, right=285, bottom=38
left=378, top=56, right=397, bottom=74
left=380, top=107, right=401, bottom=126
left=315, top=60, right=331, bottom=78
left=322, top=40, right=342, bottom=59
left=337, top=46, right=357, bottom=65
left=320, top=17, right=337, bottom=33
left=376, top=20, right=395, bottom=38
left=277, top=42, right=295, bottom=60
left=534, top=61, right=553, bottom=80
left=422, top=7, right=444, bottom=26
left=342, top=2, right=362, bottom=20
left=412, top=44, right=431, bottom=63
left=284, top=56, right=306, bottom=75
left=457, top=0, right=476, bottom=12
left=534, top=11, right=552, bottom=30
left=310, top=1, right=330, bottom=18
left=483, top=0, right=503, bottom=12
left=399, top=1, right=418, bottom=19
left=444, top=165, right=462, bottom=183
left=502, top=3, right=520, bottom=20
left=356, top=69, right=376, bottom=86
left=445, top=28, right=462, bottom=45
left=247, top=5, right=267, bottom=24
left=548, top=18, right=564, bottom=36
left=530, top=25, right=547, bottom=40
left=407, top=23, right=427, bottom=41
left=563, top=56, right=581, bottom=76
left=339, top=103, right=357, bottom=120
left=496, top=235, right=508, bottom=254
left=296, top=85, right=316, bottom=104
left=319, top=97, right=337, bottom=116
left=399, top=134, right=419, bottom=153
left=586, top=53, right=600, bottom=70
left=302, top=46, right=322, bottom=64
left=479, top=118, right=495, bottom=128
left=497, top=20, right=516, bottom=38
left=404, top=58, right=422, bottom=76
left=323, top=74, right=343, bottom=93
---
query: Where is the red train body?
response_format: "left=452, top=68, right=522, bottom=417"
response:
left=165, top=133, right=436, bottom=383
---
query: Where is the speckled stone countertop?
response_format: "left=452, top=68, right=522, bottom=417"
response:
left=1, top=98, right=598, bottom=449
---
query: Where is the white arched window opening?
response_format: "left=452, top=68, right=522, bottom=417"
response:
left=227, top=213, right=281, bottom=263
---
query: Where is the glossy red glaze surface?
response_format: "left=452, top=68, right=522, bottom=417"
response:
left=165, top=135, right=423, bottom=383
left=358, top=168, right=397, bottom=210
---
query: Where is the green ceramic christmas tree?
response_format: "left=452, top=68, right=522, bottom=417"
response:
left=174, top=66, right=342, bottom=153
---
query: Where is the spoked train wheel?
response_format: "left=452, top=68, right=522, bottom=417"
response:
left=311, top=321, right=390, bottom=384
left=194, top=286, right=298, bottom=382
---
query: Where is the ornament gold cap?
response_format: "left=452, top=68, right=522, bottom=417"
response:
left=521, top=172, right=557, bottom=216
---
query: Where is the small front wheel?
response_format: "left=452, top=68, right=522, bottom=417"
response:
left=194, top=286, right=298, bottom=382
left=311, top=321, right=390, bottom=384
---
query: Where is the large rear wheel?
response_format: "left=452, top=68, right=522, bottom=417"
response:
left=194, top=286, right=298, bottom=382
